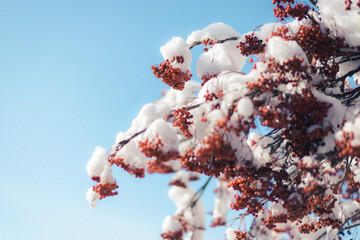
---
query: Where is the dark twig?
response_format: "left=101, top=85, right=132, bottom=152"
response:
left=189, top=37, right=240, bottom=50
left=309, top=0, right=318, bottom=6
left=109, top=129, right=146, bottom=159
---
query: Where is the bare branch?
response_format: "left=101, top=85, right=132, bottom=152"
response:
left=189, top=36, right=240, bottom=49
left=109, top=129, right=146, bottom=159
left=308, top=0, right=318, bottom=6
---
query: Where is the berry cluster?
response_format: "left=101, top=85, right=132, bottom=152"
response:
left=172, top=108, right=193, bottom=138
left=336, top=131, right=360, bottom=158
left=151, top=55, right=192, bottom=90
left=203, top=89, right=224, bottom=103
left=180, top=132, right=237, bottom=177
left=237, top=33, right=265, bottom=56
left=138, top=136, right=179, bottom=174
left=272, top=0, right=309, bottom=21
left=109, top=157, right=145, bottom=178
left=202, top=38, right=216, bottom=52
left=200, top=74, right=218, bottom=86
left=344, top=0, right=360, bottom=10
left=92, top=182, right=119, bottom=199
left=160, top=231, right=182, bottom=240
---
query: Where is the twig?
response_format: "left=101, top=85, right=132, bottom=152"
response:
left=309, top=0, right=318, bottom=6
left=109, top=129, right=146, bottom=158
left=189, top=176, right=213, bottom=208
left=189, top=37, right=240, bottom=50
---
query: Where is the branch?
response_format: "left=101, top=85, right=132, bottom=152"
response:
left=189, top=37, right=240, bottom=50
left=316, top=209, right=360, bottom=240
left=308, top=0, right=318, bottom=6
left=189, top=176, right=212, bottom=208
left=109, top=128, right=146, bottom=159
left=332, top=65, right=360, bottom=88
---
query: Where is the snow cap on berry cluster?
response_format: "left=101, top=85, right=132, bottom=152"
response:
left=336, top=115, right=360, bottom=147
left=186, top=22, right=241, bottom=44
left=86, top=147, right=116, bottom=207
left=87, top=147, right=115, bottom=184
left=162, top=216, right=182, bottom=233
left=86, top=146, right=109, bottom=179
left=144, top=119, right=179, bottom=153
left=160, top=37, right=192, bottom=72
left=196, top=41, right=247, bottom=78
left=127, top=102, right=171, bottom=134
left=268, top=36, right=308, bottom=64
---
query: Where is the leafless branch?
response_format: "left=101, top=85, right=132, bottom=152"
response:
left=189, top=37, right=240, bottom=50
left=308, top=0, right=318, bottom=6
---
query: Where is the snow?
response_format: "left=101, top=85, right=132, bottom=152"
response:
left=157, top=81, right=201, bottom=108
left=196, top=41, right=247, bottom=78
left=160, top=37, right=192, bottom=72
left=268, top=37, right=308, bottom=64
left=86, top=146, right=108, bottom=178
left=237, top=97, right=254, bottom=118
left=86, top=188, right=99, bottom=208
left=127, top=102, right=171, bottom=134
left=225, top=228, right=237, bottom=240
left=144, top=119, right=179, bottom=153
left=318, top=0, right=360, bottom=46
left=162, top=216, right=181, bottom=233
left=212, top=179, right=234, bottom=223
left=116, top=136, right=147, bottom=169
left=168, top=186, right=206, bottom=240
left=186, top=22, right=241, bottom=45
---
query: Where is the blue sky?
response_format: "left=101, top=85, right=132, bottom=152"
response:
left=0, top=1, right=276, bottom=239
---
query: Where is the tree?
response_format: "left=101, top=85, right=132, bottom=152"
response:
left=86, top=0, right=360, bottom=239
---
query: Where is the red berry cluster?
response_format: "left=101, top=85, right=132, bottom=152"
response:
left=237, top=33, right=265, bottom=56
left=109, top=157, right=145, bottom=178
left=202, top=38, right=216, bottom=52
left=247, top=57, right=311, bottom=95
left=180, top=132, right=237, bottom=177
left=272, top=0, right=309, bottom=21
left=138, top=135, right=180, bottom=174
left=259, top=90, right=332, bottom=157
left=234, top=230, right=248, bottom=240
left=173, top=108, right=193, bottom=138
left=336, top=131, right=360, bottom=158
left=160, top=231, right=182, bottom=240
left=295, top=24, right=345, bottom=62
left=151, top=55, right=192, bottom=90
left=344, top=0, right=360, bottom=9
left=201, top=74, right=218, bottom=86
left=203, top=89, right=224, bottom=103
left=92, top=182, right=119, bottom=199
left=345, top=0, right=353, bottom=10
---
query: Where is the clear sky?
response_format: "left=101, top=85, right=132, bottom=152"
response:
left=0, top=1, right=276, bottom=239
